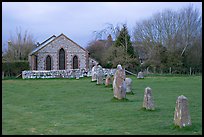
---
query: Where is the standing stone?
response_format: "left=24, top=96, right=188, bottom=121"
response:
left=105, top=74, right=112, bottom=87
left=125, top=78, right=132, bottom=93
left=96, top=65, right=104, bottom=85
left=137, top=71, right=144, bottom=79
left=91, top=65, right=98, bottom=82
left=174, top=95, right=191, bottom=128
left=143, top=87, right=155, bottom=110
left=113, top=64, right=126, bottom=99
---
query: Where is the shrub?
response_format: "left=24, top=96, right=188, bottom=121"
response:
left=2, top=61, right=29, bottom=77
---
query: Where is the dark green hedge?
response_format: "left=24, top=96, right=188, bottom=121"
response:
left=2, top=61, right=29, bottom=77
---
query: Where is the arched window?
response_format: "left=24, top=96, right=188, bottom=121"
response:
left=46, top=55, right=52, bottom=70
left=59, top=48, right=65, bottom=70
left=73, top=55, right=78, bottom=69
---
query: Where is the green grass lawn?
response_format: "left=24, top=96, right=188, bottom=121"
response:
left=2, top=75, right=202, bottom=135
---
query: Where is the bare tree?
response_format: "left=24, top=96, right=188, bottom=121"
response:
left=86, top=40, right=106, bottom=64
left=3, top=27, right=36, bottom=62
left=179, top=5, right=202, bottom=56
left=133, top=4, right=202, bottom=73
left=92, top=23, right=124, bottom=41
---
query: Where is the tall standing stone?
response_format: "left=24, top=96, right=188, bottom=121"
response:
left=174, top=95, right=191, bottom=128
left=143, top=87, right=155, bottom=110
left=113, top=64, right=126, bottom=99
left=96, top=65, right=104, bottom=85
left=125, top=78, right=132, bottom=93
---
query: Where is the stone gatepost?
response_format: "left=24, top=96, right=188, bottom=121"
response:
left=125, top=78, right=132, bottom=93
left=143, top=87, right=155, bottom=110
left=174, top=95, right=191, bottom=128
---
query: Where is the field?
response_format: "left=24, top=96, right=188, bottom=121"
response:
left=2, top=75, right=202, bottom=135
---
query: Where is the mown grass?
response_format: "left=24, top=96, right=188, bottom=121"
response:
left=2, top=75, right=202, bottom=135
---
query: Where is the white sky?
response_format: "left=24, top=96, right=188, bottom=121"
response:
left=2, top=2, right=202, bottom=50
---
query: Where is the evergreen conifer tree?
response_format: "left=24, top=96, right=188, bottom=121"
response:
left=114, top=24, right=135, bottom=57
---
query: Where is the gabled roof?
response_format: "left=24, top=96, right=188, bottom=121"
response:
left=61, top=33, right=88, bottom=53
left=29, top=35, right=56, bottom=55
left=29, top=33, right=88, bottom=56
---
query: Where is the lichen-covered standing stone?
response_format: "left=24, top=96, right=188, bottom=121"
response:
left=113, top=64, right=126, bottom=99
left=174, top=95, right=191, bottom=128
left=143, top=87, right=155, bottom=110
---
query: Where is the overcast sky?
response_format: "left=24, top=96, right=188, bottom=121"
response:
left=2, top=2, right=202, bottom=50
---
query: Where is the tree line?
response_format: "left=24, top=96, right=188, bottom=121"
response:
left=86, top=5, right=202, bottom=74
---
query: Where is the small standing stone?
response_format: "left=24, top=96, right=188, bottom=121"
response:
left=105, top=74, right=112, bottom=87
left=137, top=71, right=144, bottom=79
left=113, top=64, right=126, bottom=99
left=143, top=87, right=155, bottom=110
left=174, top=95, right=191, bottom=128
left=125, top=78, right=132, bottom=93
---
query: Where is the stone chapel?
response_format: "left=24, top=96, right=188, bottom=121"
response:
left=29, top=33, right=98, bottom=71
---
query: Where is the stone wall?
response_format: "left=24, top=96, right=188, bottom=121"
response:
left=22, top=68, right=116, bottom=79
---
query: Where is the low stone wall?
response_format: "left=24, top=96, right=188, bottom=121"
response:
left=22, top=68, right=116, bottom=79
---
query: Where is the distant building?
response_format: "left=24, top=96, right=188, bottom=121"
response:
left=29, top=33, right=98, bottom=71
left=97, top=34, right=114, bottom=48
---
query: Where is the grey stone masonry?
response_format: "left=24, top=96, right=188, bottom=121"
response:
left=22, top=68, right=116, bottom=79
left=174, top=95, right=191, bottom=128
left=143, top=87, right=155, bottom=110
left=29, top=34, right=89, bottom=71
